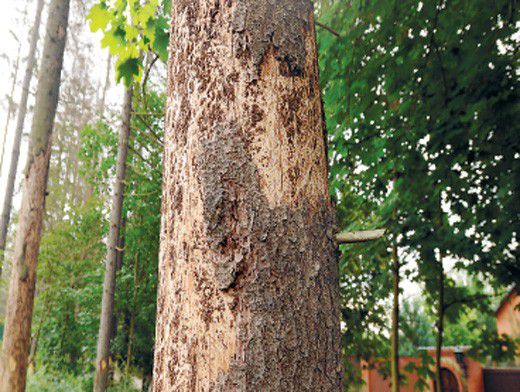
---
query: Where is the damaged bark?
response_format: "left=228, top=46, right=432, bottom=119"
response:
left=153, top=1, right=341, bottom=391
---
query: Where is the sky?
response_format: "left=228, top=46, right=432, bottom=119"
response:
left=0, top=0, right=122, bottom=218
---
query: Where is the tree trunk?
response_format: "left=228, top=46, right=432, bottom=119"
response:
left=434, top=258, right=444, bottom=392
left=98, top=52, right=112, bottom=118
left=0, top=44, right=21, bottom=174
left=0, top=1, right=30, bottom=173
left=0, top=0, right=45, bottom=275
left=391, top=241, right=400, bottom=392
left=94, top=86, right=133, bottom=392
left=0, top=0, right=70, bottom=390
left=153, top=2, right=341, bottom=391
left=126, top=250, right=140, bottom=374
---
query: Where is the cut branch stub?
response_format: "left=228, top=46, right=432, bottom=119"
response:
left=336, top=228, right=387, bottom=244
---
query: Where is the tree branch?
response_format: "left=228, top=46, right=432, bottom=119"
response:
left=336, top=229, right=387, bottom=244
left=316, top=21, right=341, bottom=38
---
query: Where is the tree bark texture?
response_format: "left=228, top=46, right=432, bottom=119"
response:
left=94, top=86, right=133, bottom=392
left=153, top=1, right=341, bottom=391
left=0, top=0, right=45, bottom=275
left=0, top=0, right=70, bottom=390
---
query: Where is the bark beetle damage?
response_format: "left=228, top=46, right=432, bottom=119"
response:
left=154, top=0, right=341, bottom=390
left=198, top=124, right=255, bottom=290
left=232, top=0, right=313, bottom=76
left=197, top=123, right=342, bottom=390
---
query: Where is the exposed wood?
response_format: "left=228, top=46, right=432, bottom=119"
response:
left=0, top=0, right=70, bottom=390
left=336, top=228, right=386, bottom=244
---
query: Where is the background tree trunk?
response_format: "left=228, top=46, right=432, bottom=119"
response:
left=153, top=1, right=341, bottom=390
left=391, top=241, right=400, bottom=392
left=434, top=259, right=445, bottom=392
left=93, top=86, right=133, bottom=392
left=0, top=0, right=45, bottom=275
left=0, top=0, right=70, bottom=390
left=0, top=44, right=21, bottom=174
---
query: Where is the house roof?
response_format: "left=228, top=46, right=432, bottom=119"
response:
left=495, top=285, right=518, bottom=316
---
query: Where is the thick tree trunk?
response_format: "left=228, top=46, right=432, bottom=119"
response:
left=0, top=0, right=70, bottom=390
left=153, top=2, right=341, bottom=391
left=434, top=259, right=444, bottom=392
left=391, top=241, right=400, bottom=392
left=0, top=0, right=45, bottom=275
left=94, top=86, right=133, bottom=392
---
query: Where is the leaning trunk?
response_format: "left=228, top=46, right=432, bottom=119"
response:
left=0, top=0, right=45, bottom=274
left=153, top=2, right=341, bottom=390
left=0, top=0, right=70, bottom=390
left=93, top=86, right=133, bottom=392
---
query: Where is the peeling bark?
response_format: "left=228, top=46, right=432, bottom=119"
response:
left=0, top=0, right=70, bottom=390
left=153, top=1, right=341, bottom=391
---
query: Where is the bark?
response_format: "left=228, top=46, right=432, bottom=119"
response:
left=391, top=241, right=400, bottom=392
left=0, top=0, right=45, bottom=275
left=94, top=86, right=133, bottom=392
left=153, top=2, right=341, bottom=391
left=434, top=258, right=444, bottom=392
left=0, top=0, right=70, bottom=390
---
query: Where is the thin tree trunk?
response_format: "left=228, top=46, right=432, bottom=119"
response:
left=0, top=45, right=22, bottom=173
left=0, top=0, right=70, bottom=390
left=434, top=258, right=444, bottom=392
left=391, top=240, right=400, bottom=392
left=153, top=2, right=341, bottom=390
left=94, top=86, right=133, bottom=392
left=98, top=53, right=112, bottom=118
left=0, top=0, right=30, bottom=172
left=0, top=0, right=45, bottom=275
left=126, top=250, right=139, bottom=375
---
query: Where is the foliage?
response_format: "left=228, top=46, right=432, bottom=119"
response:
left=317, top=0, right=519, bottom=386
left=32, top=199, right=106, bottom=374
left=87, top=0, right=170, bottom=85
left=26, top=366, right=93, bottom=392
left=31, top=78, right=165, bottom=384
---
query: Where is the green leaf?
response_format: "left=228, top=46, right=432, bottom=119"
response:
left=116, top=57, right=140, bottom=86
left=87, top=4, right=111, bottom=32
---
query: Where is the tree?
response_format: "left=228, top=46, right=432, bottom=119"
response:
left=153, top=1, right=341, bottom=390
left=93, top=86, right=132, bottom=392
left=0, top=0, right=45, bottom=274
left=0, top=0, right=71, bottom=390
left=317, top=0, right=518, bottom=390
